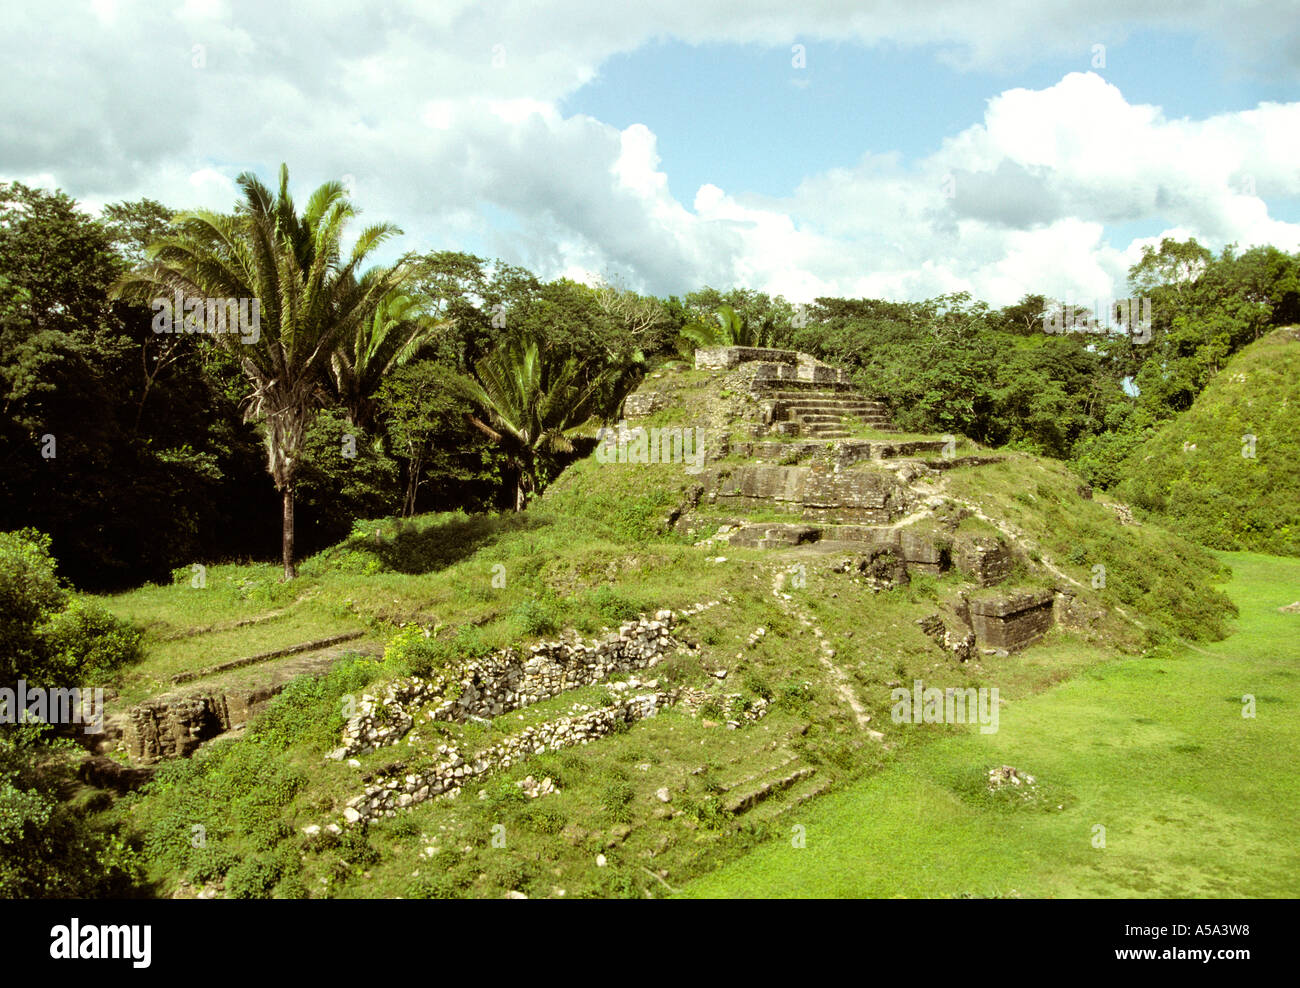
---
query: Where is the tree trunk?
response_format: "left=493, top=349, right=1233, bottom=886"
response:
left=403, top=451, right=423, bottom=518
left=281, top=484, right=297, bottom=580
left=514, top=474, right=526, bottom=512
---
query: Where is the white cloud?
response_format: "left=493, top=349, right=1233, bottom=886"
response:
left=4, top=3, right=1299, bottom=308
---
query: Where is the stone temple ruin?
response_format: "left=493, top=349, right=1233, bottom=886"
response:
left=625, top=345, right=1061, bottom=655
left=101, top=346, right=1066, bottom=779
left=694, top=345, right=893, bottom=438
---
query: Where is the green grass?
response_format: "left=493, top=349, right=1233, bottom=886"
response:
left=87, top=403, right=1254, bottom=899
left=1117, top=329, right=1300, bottom=556
left=682, top=550, right=1300, bottom=898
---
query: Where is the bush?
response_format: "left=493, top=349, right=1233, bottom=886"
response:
left=509, top=597, right=559, bottom=638
left=0, top=529, right=67, bottom=682
left=338, top=827, right=380, bottom=866
left=406, top=872, right=463, bottom=899
left=0, top=529, right=143, bottom=688
left=600, top=779, right=635, bottom=823
left=743, top=671, right=773, bottom=700
left=382, top=625, right=450, bottom=678
left=586, top=586, right=640, bottom=624
left=0, top=724, right=142, bottom=897
left=38, top=598, right=144, bottom=684
left=187, top=845, right=238, bottom=885
left=225, top=852, right=283, bottom=899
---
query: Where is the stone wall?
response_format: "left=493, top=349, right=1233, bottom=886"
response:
left=341, top=690, right=671, bottom=825
left=125, top=685, right=279, bottom=764
left=715, top=465, right=915, bottom=523
left=694, top=347, right=851, bottom=386
left=335, top=677, right=770, bottom=826
left=331, top=611, right=682, bottom=759
left=959, top=590, right=1055, bottom=650
left=953, top=537, right=1014, bottom=586
left=624, top=391, right=668, bottom=417
left=695, top=346, right=799, bottom=370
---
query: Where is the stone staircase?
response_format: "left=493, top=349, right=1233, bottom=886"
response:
left=763, top=387, right=894, bottom=438
left=692, top=345, right=896, bottom=439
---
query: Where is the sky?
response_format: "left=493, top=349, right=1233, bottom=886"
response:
left=2, top=0, right=1299, bottom=307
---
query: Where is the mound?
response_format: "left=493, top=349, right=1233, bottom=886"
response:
left=98, top=345, right=1239, bottom=900
left=1116, top=328, right=1300, bottom=556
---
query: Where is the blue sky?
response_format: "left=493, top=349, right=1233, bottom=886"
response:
left=567, top=30, right=1300, bottom=216
left=2, top=1, right=1298, bottom=305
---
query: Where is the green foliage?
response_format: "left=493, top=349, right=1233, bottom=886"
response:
left=776, top=678, right=815, bottom=710
left=38, top=598, right=144, bottom=684
left=381, top=624, right=488, bottom=678
left=0, top=529, right=142, bottom=687
left=1, top=184, right=276, bottom=590
left=138, top=736, right=307, bottom=883
left=509, top=597, right=560, bottom=638
left=585, top=585, right=641, bottom=624
left=296, top=409, right=401, bottom=549
left=600, top=778, right=635, bottom=824
left=1114, top=329, right=1300, bottom=556
left=461, top=332, right=638, bottom=509
left=0, top=529, right=68, bottom=682
left=247, top=655, right=378, bottom=751
left=225, top=852, right=284, bottom=899
left=0, top=724, right=142, bottom=897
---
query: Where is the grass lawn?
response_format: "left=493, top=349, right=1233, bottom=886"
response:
left=682, top=550, right=1300, bottom=898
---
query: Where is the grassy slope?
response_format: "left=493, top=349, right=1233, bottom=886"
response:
left=84, top=371, right=1248, bottom=898
left=683, top=550, right=1300, bottom=898
left=1117, top=328, right=1300, bottom=557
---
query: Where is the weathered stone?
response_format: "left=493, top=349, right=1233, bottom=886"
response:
left=959, top=590, right=1054, bottom=650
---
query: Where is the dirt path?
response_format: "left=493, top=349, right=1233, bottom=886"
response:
left=769, top=567, right=884, bottom=741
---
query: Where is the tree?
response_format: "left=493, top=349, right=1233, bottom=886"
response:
left=460, top=335, right=621, bottom=510
left=379, top=361, right=496, bottom=517
left=112, top=164, right=413, bottom=579
left=330, top=293, right=447, bottom=432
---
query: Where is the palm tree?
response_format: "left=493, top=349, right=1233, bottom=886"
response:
left=675, top=303, right=781, bottom=358
left=331, top=292, right=447, bottom=431
left=111, top=164, right=412, bottom=579
left=460, top=335, right=621, bottom=510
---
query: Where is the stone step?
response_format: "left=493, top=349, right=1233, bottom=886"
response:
left=745, top=775, right=832, bottom=823
left=754, top=380, right=863, bottom=394
left=776, top=396, right=887, bottom=409
left=782, top=406, right=881, bottom=419
left=767, top=386, right=882, bottom=397
left=724, top=765, right=818, bottom=815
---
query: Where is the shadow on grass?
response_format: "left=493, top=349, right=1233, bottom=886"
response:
left=331, top=511, right=550, bottom=575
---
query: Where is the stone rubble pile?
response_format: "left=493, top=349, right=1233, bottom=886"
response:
left=675, top=686, right=771, bottom=728
left=915, top=613, right=977, bottom=663
left=987, top=764, right=1037, bottom=791
left=515, top=775, right=558, bottom=798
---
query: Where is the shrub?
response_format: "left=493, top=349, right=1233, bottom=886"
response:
left=338, top=827, right=380, bottom=866
left=38, top=598, right=144, bottom=684
left=743, top=671, right=773, bottom=700
left=600, top=779, right=635, bottom=823
left=587, top=586, right=640, bottom=623
left=0, top=529, right=144, bottom=688
left=225, top=853, right=283, bottom=899
left=509, top=597, right=559, bottom=638
left=406, top=872, right=463, bottom=899
left=0, top=724, right=142, bottom=897
left=382, top=625, right=450, bottom=678
left=0, top=529, right=67, bottom=682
